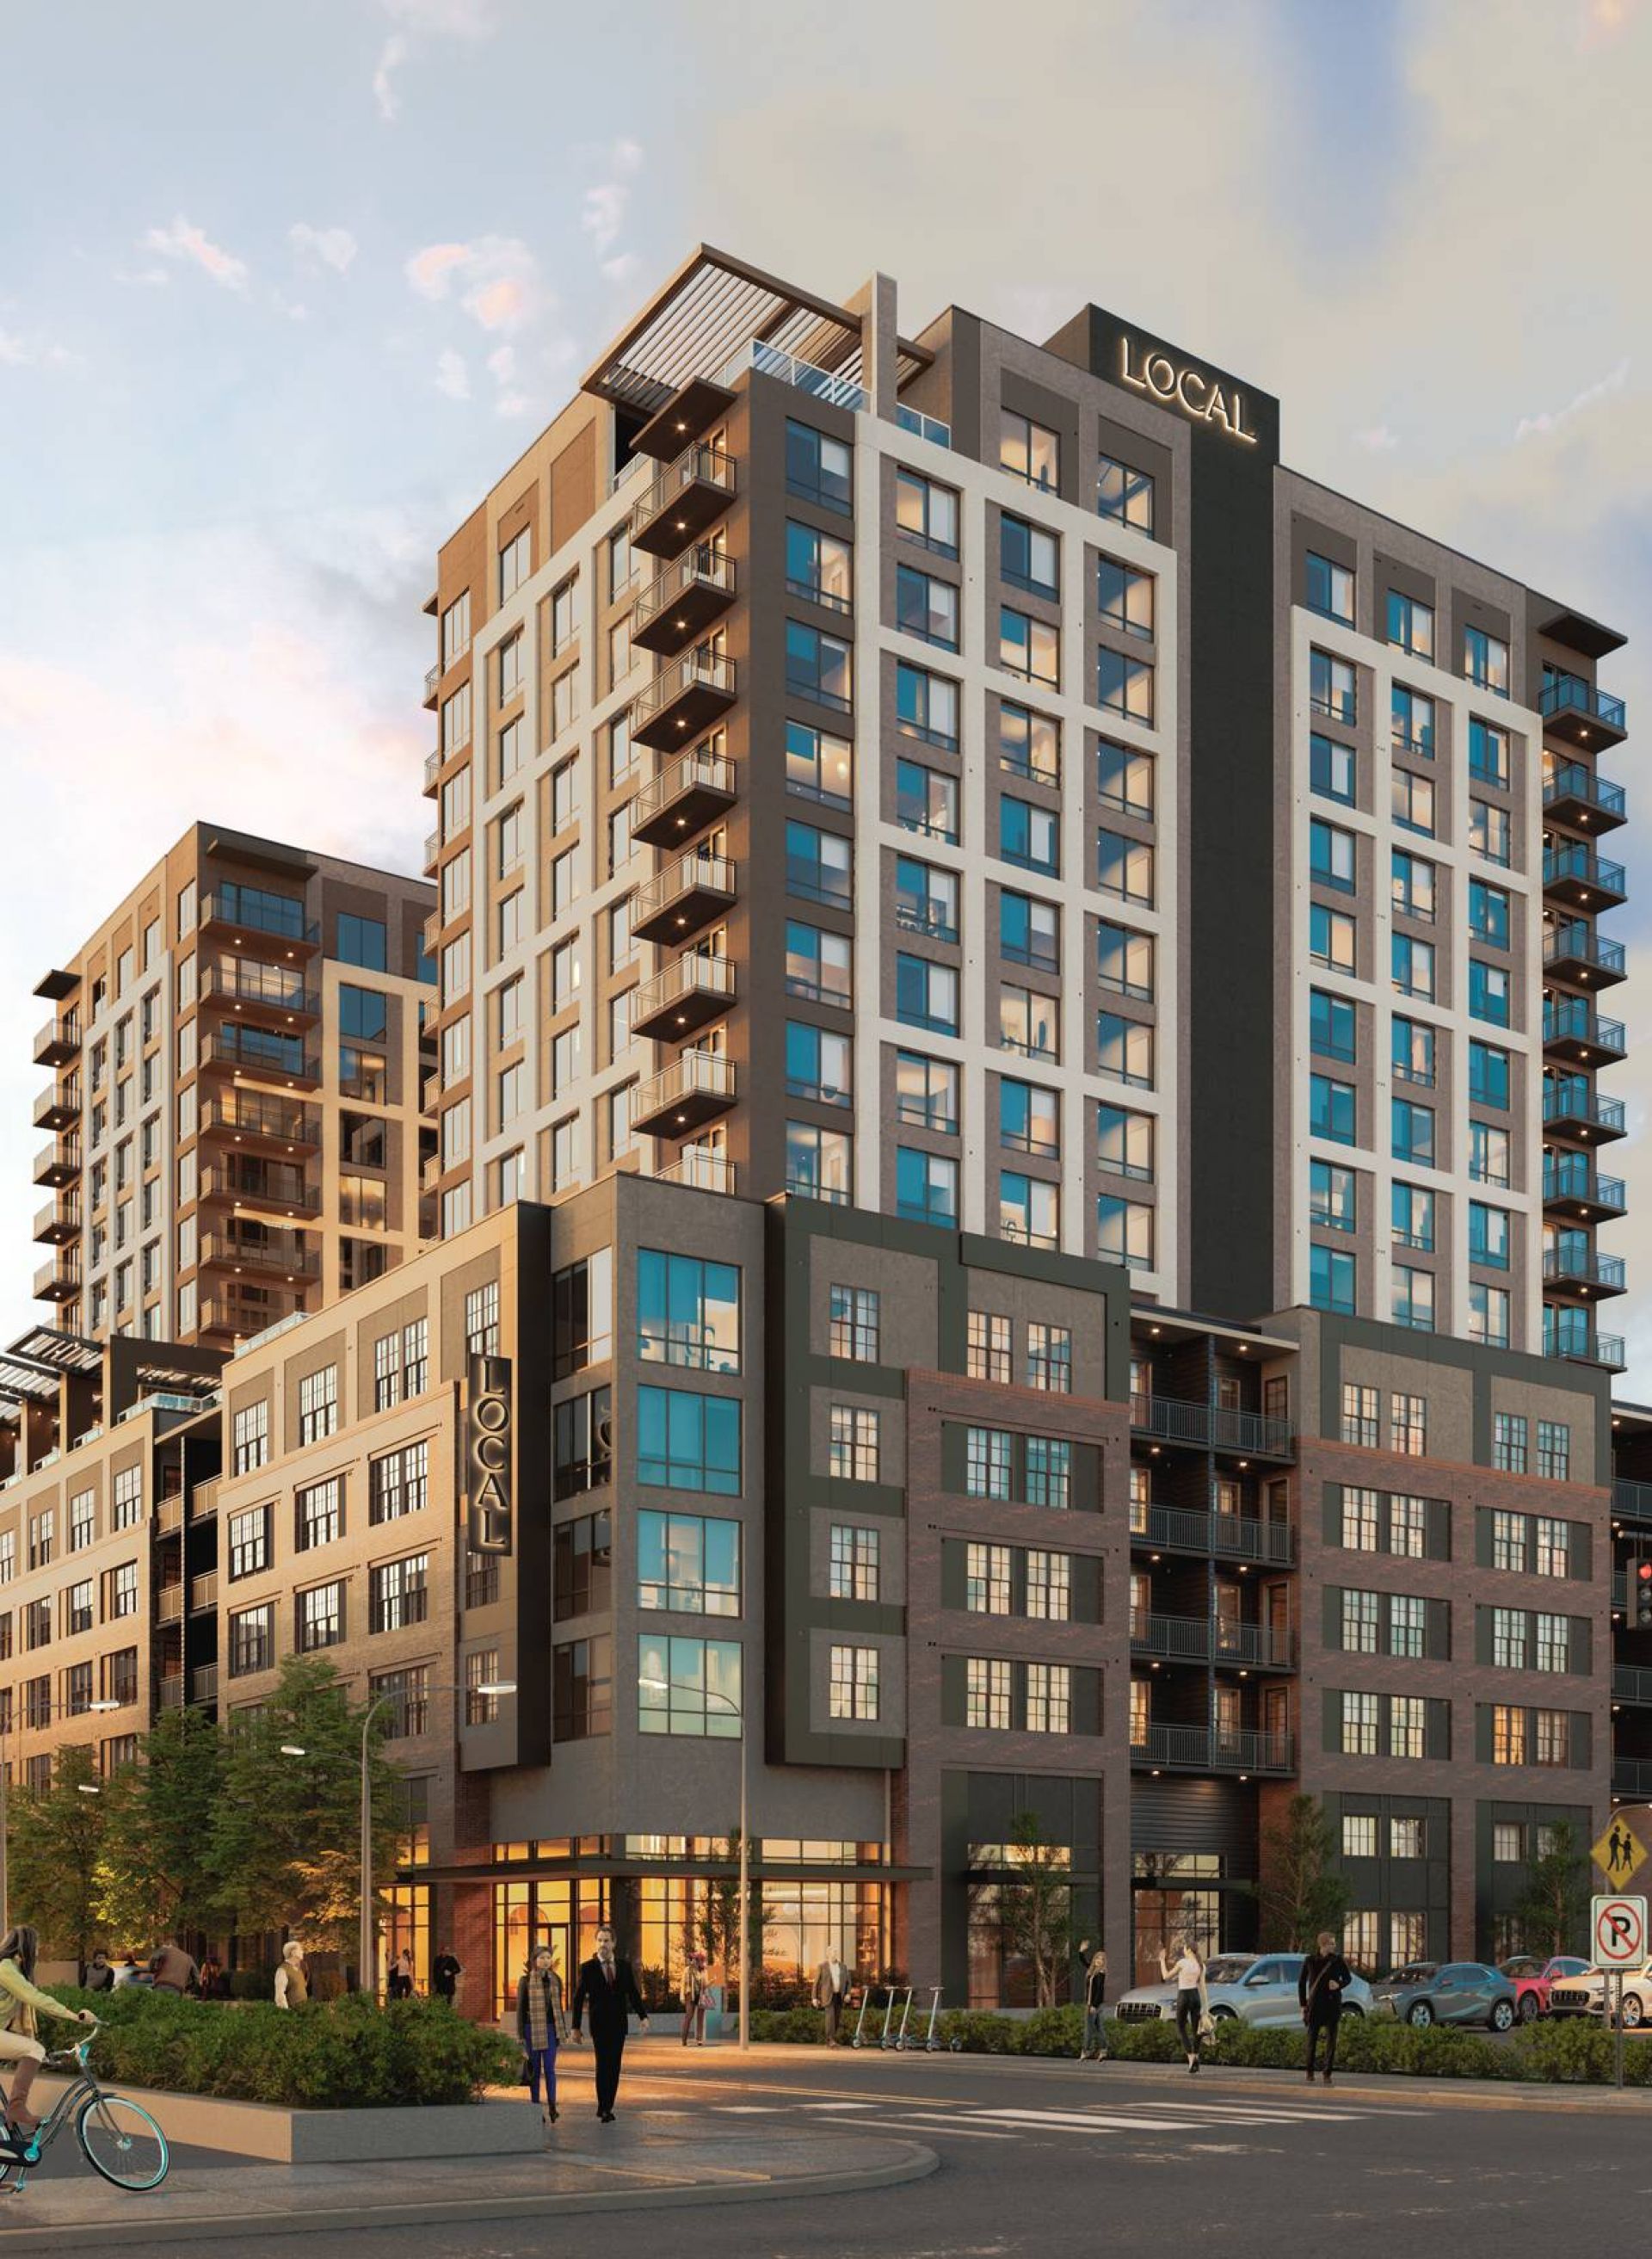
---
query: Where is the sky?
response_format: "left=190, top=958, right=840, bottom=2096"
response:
left=2, top=0, right=1649, bottom=1378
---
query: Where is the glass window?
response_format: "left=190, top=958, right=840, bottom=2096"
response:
left=1001, top=514, right=1058, bottom=596
left=786, top=419, right=852, bottom=511
left=1001, top=409, right=1058, bottom=491
left=1096, top=920, right=1154, bottom=999
left=1310, top=649, right=1356, bottom=723
left=829, top=1286, right=879, bottom=1364
left=1470, top=960, right=1510, bottom=1027
left=637, top=1511, right=741, bottom=1615
left=896, top=1146, right=958, bottom=1226
left=1310, top=731, right=1354, bottom=805
left=1311, top=819, right=1356, bottom=893
left=336, top=914, right=386, bottom=971
left=1310, top=1159, right=1357, bottom=1234
left=1386, top=589, right=1433, bottom=657
left=897, top=563, right=959, bottom=649
left=1097, top=452, right=1153, bottom=531
left=1001, top=890, right=1058, bottom=972
left=895, top=1049, right=959, bottom=1133
left=786, top=1121, right=853, bottom=1205
left=1311, top=991, right=1357, bottom=1064
left=1097, top=1193, right=1154, bottom=1272
left=1470, top=799, right=1511, bottom=866
left=1310, top=1074, right=1356, bottom=1145
left=968, top=1314, right=1012, bottom=1384
left=1311, top=1244, right=1356, bottom=1315
left=1096, top=646, right=1154, bottom=723
left=1001, top=605, right=1059, bottom=687
left=896, top=662, right=959, bottom=750
left=1310, top=904, right=1356, bottom=973
left=829, top=1523, right=880, bottom=1601
left=1097, top=735, right=1150, bottom=815
left=785, top=918, right=852, bottom=1007
left=786, top=620, right=853, bottom=710
left=895, top=756, right=959, bottom=841
left=1098, top=555, right=1155, bottom=639
left=786, top=719, right=853, bottom=809
left=786, top=520, right=854, bottom=612
left=1096, top=1012, right=1150, bottom=1087
left=636, top=1387, right=741, bottom=1495
left=1494, top=1412, right=1528, bottom=1474
left=786, top=819, right=852, bottom=910
left=637, top=1251, right=739, bottom=1373
left=1001, top=795, right=1058, bottom=874
left=896, top=954, right=958, bottom=1036
left=1391, top=682, right=1435, bottom=758
left=1306, top=552, right=1354, bottom=622
left=1470, top=1040, right=1510, bottom=1109
left=1464, top=625, right=1510, bottom=697
left=638, top=1635, right=743, bottom=1737
left=829, top=1645, right=880, bottom=1721
left=896, top=469, right=959, bottom=556
left=1097, top=829, right=1153, bottom=903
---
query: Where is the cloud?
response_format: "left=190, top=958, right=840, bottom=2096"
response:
left=288, top=223, right=359, bottom=276
left=0, top=328, right=72, bottom=370
left=373, top=0, right=496, bottom=120
left=404, top=235, right=539, bottom=333
left=1353, top=423, right=1399, bottom=453
left=435, top=348, right=470, bottom=400
left=1515, top=358, right=1631, bottom=441
left=580, top=138, right=644, bottom=268
left=139, top=214, right=249, bottom=292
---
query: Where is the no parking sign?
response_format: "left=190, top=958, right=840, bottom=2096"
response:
left=1592, top=1894, right=1647, bottom=1966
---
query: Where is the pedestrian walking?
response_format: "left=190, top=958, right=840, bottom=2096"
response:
left=1079, top=1942, right=1109, bottom=2060
left=1299, top=1930, right=1353, bottom=2084
left=149, top=1936, right=200, bottom=1996
left=390, top=1948, right=416, bottom=2001
left=515, top=1946, right=569, bottom=2136
left=1159, top=1936, right=1207, bottom=2073
left=273, top=1940, right=308, bottom=2009
left=0, top=1925, right=98, bottom=2147
left=570, top=1924, right=649, bottom=2123
left=681, top=1950, right=710, bottom=2046
left=432, top=1946, right=462, bottom=2007
left=84, top=1950, right=114, bottom=1996
left=812, top=1950, right=850, bottom=2044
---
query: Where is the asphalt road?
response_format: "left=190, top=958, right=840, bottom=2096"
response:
left=167, top=2042, right=1652, bottom=2258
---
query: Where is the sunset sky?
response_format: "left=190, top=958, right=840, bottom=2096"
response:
left=3, top=0, right=1648, bottom=1375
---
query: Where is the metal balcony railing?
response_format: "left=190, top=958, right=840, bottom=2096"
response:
left=1131, top=1502, right=1295, bottom=1565
left=1130, top=1724, right=1295, bottom=1774
left=1541, top=676, right=1626, bottom=732
left=1129, top=1392, right=1295, bottom=1459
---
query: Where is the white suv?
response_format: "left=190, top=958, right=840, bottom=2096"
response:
left=1547, top=1960, right=1652, bottom=2025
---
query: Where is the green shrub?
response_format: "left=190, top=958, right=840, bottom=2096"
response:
left=749, top=2007, right=829, bottom=2045
left=226, top=1969, right=274, bottom=2002
left=48, top=1989, right=519, bottom=2109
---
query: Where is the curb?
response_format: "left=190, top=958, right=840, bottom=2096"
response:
left=0, top=2139, right=939, bottom=2250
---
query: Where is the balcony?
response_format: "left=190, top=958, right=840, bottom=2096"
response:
left=199, top=1029, right=322, bottom=1089
left=200, top=1091, right=323, bottom=1155
left=632, top=645, right=737, bottom=751
left=1544, top=1328, right=1626, bottom=1373
left=1543, top=1081, right=1627, bottom=1144
left=32, top=1197, right=79, bottom=1245
left=632, top=952, right=735, bottom=1041
left=423, top=662, right=440, bottom=708
left=1614, top=1759, right=1652, bottom=1799
left=33, top=1138, right=81, bottom=1188
left=33, top=1255, right=80, bottom=1303
left=422, top=749, right=441, bottom=796
left=190, top=1571, right=219, bottom=1614
left=1543, top=997, right=1627, bottom=1067
left=190, top=1478, right=220, bottom=1522
left=1544, top=921, right=1626, bottom=989
left=632, top=849, right=736, bottom=946
left=1129, top=1724, right=1295, bottom=1776
left=1540, top=674, right=1627, bottom=750
left=157, top=1676, right=184, bottom=1713
left=32, top=1079, right=80, bottom=1132
left=632, top=1047, right=737, bottom=1138
left=423, top=830, right=440, bottom=876
left=1543, top=842, right=1628, bottom=913
left=200, top=889, right=320, bottom=956
left=1543, top=1244, right=1627, bottom=1299
left=32, top=1013, right=79, bottom=1068
left=155, top=1493, right=184, bottom=1537
left=198, top=1294, right=306, bottom=1343
left=422, top=1151, right=442, bottom=1193
left=1129, top=1392, right=1295, bottom=1461
left=1618, top=1668, right=1652, bottom=1708
left=1130, top=1503, right=1295, bottom=1566
left=422, top=909, right=442, bottom=956
left=1615, top=1480, right=1652, bottom=1528
left=199, top=1231, right=321, bottom=1283
left=657, top=1147, right=737, bottom=1195
left=631, top=743, right=737, bottom=849
left=1545, top=762, right=1626, bottom=836
left=1129, top=1612, right=1296, bottom=1670
left=192, top=1663, right=219, bottom=1707
left=156, top=1585, right=183, bottom=1627
left=199, top=1158, right=321, bottom=1218
left=1543, top=1157, right=1627, bottom=1223
left=632, top=546, right=737, bottom=658
left=199, top=960, right=321, bottom=1023
left=630, top=441, right=737, bottom=560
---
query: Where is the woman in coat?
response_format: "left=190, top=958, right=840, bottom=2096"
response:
left=1299, top=1931, right=1354, bottom=2084
left=1080, top=1944, right=1109, bottom=2060
left=0, top=1925, right=97, bottom=2138
left=681, top=1950, right=710, bottom=2046
left=516, top=1945, right=570, bottom=2132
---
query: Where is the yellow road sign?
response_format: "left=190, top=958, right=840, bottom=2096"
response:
left=1593, top=1819, right=1648, bottom=1889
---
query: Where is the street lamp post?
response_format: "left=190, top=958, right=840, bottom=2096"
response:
left=641, top=1676, right=750, bottom=2050
left=284, top=1675, right=514, bottom=1997
left=0, top=1698, right=121, bottom=1935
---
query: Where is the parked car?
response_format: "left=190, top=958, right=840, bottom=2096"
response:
left=1113, top=1952, right=1372, bottom=2027
left=1498, top=1954, right=1590, bottom=2022
left=1548, top=1959, right=1652, bottom=2025
left=1372, top=1960, right=1517, bottom=2031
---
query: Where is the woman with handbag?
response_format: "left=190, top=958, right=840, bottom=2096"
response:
left=1079, top=1944, right=1109, bottom=2061
left=1298, top=1931, right=1353, bottom=2084
left=516, top=1945, right=570, bottom=2135
left=1158, top=1936, right=1207, bottom=2073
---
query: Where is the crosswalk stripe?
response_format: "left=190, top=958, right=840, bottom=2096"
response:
left=973, top=2105, right=1365, bottom=2130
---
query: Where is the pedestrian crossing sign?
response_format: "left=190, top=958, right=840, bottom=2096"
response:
left=1593, top=1818, right=1648, bottom=1889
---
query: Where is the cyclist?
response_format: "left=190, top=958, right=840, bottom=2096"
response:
left=0, top=1924, right=97, bottom=2144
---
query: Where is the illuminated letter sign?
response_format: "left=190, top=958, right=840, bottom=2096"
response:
left=1119, top=336, right=1257, bottom=444
left=466, top=1354, right=513, bottom=1556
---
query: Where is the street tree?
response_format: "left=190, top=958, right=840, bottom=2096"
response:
left=1258, top=1794, right=1351, bottom=1949
left=7, top=1742, right=127, bottom=1972
left=1511, top=1818, right=1588, bottom=1957
left=998, top=1811, right=1073, bottom=2007
left=209, top=1656, right=404, bottom=1958
left=99, top=1705, right=224, bottom=1945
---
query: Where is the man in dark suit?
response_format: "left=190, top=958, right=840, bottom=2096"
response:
left=570, top=1923, right=650, bottom=2120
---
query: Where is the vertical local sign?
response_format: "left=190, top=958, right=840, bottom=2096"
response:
left=465, top=1354, right=513, bottom=1555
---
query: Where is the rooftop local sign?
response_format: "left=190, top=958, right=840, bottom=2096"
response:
left=1119, top=336, right=1257, bottom=445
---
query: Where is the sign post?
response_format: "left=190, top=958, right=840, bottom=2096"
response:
left=1590, top=1893, right=1646, bottom=2089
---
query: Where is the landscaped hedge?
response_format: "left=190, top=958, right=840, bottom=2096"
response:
left=49, top=1989, right=519, bottom=2109
left=749, top=2001, right=1650, bottom=2085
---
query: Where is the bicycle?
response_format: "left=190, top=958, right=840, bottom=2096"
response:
left=0, top=2021, right=169, bottom=2195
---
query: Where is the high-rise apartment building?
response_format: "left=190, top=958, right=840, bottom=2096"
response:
left=30, top=825, right=436, bottom=1349
left=422, top=247, right=1627, bottom=1373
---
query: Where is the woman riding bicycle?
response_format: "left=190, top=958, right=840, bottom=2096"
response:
left=0, top=1925, right=97, bottom=2137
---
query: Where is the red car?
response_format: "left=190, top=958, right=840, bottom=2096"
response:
left=1499, top=1954, right=1589, bottom=2021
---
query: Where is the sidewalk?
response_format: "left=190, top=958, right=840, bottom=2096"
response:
left=0, top=2120, right=936, bottom=2250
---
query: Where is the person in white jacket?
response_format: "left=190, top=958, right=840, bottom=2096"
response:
left=273, top=1940, right=308, bottom=2009
left=1158, top=1938, right=1207, bottom=2073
